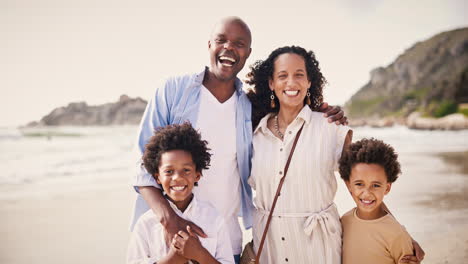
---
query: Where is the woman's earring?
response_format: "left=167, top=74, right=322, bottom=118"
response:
left=270, top=91, right=276, bottom=108
left=306, top=90, right=311, bottom=105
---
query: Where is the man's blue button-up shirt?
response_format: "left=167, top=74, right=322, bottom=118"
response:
left=131, top=67, right=254, bottom=230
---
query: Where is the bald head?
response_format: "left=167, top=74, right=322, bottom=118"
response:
left=206, top=16, right=252, bottom=83
left=211, top=16, right=252, bottom=46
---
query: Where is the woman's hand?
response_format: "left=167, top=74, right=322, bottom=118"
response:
left=319, top=102, right=348, bottom=125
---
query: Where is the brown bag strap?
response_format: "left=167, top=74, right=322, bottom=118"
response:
left=255, top=123, right=305, bottom=263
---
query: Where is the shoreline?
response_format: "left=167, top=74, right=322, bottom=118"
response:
left=348, top=112, right=468, bottom=131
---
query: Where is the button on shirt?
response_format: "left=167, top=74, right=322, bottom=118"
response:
left=127, top=196, right=234, bottom=264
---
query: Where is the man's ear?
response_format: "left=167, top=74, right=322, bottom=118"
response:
left=385, top=183, right=392, bottom=195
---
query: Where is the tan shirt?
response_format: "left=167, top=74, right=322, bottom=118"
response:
left=341, top=208, right=413, bottom=264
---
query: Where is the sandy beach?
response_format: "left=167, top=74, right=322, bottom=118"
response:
left=1, top=126, right=467, bottom=264
left=0, top=187, right=134, bottom=264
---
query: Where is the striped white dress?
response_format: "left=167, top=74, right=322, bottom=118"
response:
left=248, top=106, right=350, bottom=264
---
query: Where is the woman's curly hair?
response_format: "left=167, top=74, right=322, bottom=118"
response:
left=339, top=138, right=401, bottom=183
left=246, top=45, right=326, bottom=130
left=142, top=123, right=211, bottom=176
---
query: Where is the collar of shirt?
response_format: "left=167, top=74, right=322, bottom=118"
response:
left=195, top=66, right=245, bottom=97
left=254, top=105, right=312, bottom=135
left=167, top=195, right=198, bottom=218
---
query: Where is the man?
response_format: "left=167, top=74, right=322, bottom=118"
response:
left=130, top=16, right=423, bottom=263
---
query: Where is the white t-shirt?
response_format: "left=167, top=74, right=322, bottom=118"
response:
left=127, top=196, right=234, bottom=264
left=194, top=85, right=243, bottom=254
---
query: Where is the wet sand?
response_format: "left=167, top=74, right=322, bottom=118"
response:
left=436, top=151, right=468, bottom=175
left=412, top=151, right=468, bottom=263
left=415, top=152, right=468, bottom=211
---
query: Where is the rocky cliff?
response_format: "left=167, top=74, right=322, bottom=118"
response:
left=345, top=27, right=468, bottom=121
left=28, top=95, right=147, bottom=126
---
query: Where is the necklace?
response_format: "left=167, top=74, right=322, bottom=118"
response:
left=274, top=114, right=284, bottom=139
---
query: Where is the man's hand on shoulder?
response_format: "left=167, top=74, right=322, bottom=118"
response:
left=318, top=102, right=348, bottom=125
left=163, top=214, right=207, bottom=246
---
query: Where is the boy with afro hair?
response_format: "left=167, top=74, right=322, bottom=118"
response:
left=339, top=138, right=414, bottom=264
left=127, top=123, right=234, bottom=264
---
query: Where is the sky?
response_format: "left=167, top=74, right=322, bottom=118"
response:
left=1, top=0, right=467, bottom=127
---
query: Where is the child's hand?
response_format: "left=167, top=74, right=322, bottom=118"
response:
left=171, top=226, right=204, bottom=261
left=400, top=239, right=425, bottom=263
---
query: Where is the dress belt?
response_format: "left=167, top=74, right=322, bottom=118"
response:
left=257, top=203, right=339, bottom=263
left=257, top=203, right=338, bottom=235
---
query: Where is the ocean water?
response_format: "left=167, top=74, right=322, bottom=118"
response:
left=1, top=125, right=467, bottom=198
left=0, top=126, right=137, bottom=199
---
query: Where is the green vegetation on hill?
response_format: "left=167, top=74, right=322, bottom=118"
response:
left=459, top=108, right=468, bottom=117
left=347, top=96, right=387, bottom=117
left=431, top=101, right=458, bottom=118
left=344, top=28, right=468, bottom=119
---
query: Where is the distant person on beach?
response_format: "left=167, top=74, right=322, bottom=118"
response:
left=130, top=16, right=347, bottom=263
left=127, top=123, right=234, bottom=264
left=339, top=138, right=418, bottom=264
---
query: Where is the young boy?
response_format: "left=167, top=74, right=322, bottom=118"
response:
left=339, top=138, right=414, bottom=264
left=127, top=123, right=234, bottom=264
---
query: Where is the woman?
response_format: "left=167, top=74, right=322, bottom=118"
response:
left=246, top=46, right=351, bottom=263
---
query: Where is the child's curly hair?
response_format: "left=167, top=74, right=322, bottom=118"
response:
left=339, top=138, right=401, bottom=183
left=142, top=123, right=211, bottom=175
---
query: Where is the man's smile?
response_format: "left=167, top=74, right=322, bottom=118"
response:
left=218, top=54, right=237, bottom=67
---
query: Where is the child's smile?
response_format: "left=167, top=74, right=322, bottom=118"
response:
left=170, top=185, right=188, bottom=192
left=359, top=198, right=376, bottom=207
left=346, top=163, right=392, bottom=220
left=155, top=150, right=201, bottom=211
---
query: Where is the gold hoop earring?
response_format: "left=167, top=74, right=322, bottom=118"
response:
left=306, top=90, right=311, bottom=105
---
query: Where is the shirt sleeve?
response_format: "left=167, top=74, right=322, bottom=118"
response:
left=132, top=78, right=173, bottom=191
left=214, top=217, right=235, bottom=264
left=333, top=124, right=351, bottom=171
left=126, top=221, right=160, bottom=264
left=389, top=230, right=414, bottom=263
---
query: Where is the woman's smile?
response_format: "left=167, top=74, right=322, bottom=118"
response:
left=269, top=53, right=311, bottom=112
